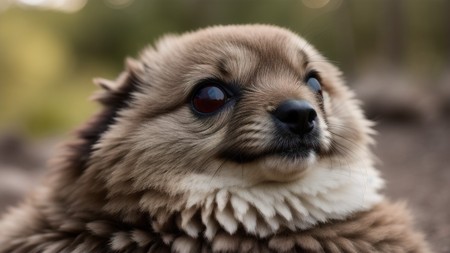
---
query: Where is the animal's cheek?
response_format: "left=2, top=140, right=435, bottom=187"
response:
left=191, top=129, right=228, bottom=157
left=322, top=90, right=331, bottom=107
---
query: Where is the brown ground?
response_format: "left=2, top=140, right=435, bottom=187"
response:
left=0, top=80, right=449, bottom=252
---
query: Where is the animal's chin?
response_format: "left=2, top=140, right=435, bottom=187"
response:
left=220, top=144, right=320, bottom=181
left=220, top=143, right=319, bottom=164
left=258, top=148, right=318, bottom=181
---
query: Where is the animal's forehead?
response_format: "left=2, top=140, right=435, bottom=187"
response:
left=190, top=29, right=309, bottom=63
left=179, top=30, right=311, bottom=85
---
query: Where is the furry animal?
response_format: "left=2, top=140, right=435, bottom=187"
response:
left=0, top=25, right=431, bottom=253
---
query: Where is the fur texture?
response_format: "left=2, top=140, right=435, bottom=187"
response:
left=0, top=200, right=429, bottom=253
left=0, top=25, right=431, bottom=253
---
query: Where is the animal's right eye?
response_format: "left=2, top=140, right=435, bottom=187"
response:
left=305, top=71, right=322, bottom=95
left=191, top=84, right=228, bottom=114
left=306, top=77, right=321, bottom=94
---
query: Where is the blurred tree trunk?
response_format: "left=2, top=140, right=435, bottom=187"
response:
left=447, top=0, right=450, bottom=64
left=336, top=0, right=356, bottom=77
left=381, top=0, right=405, bottom=67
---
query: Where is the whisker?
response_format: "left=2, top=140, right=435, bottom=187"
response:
left=209, top=159, right=228, bottom=185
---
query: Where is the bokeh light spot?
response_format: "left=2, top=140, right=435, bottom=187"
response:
left=18, top=0, right=46, bottom=6
left=302, top=0, right=330, bottom=9
left=16, top=0, right=87, bottom=12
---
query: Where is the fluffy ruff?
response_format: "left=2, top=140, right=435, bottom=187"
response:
left=0, top=199, right=430, bottom=253
left=171, top=161, right=384, bottom=240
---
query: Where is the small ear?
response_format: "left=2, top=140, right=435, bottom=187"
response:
left=91, top=57, right=143, bottom=104
left=125, top=57, right=144, bottom=74
left=91, top=77, right=117, bottom=104
left=92, top=57, right=143, bottom=92
left=93, top=78, right=116, bottom=91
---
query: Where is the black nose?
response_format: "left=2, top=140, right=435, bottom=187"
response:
left=273, top=100, right=317, bottom=135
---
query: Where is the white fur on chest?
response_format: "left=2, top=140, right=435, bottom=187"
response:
left=169, top=158, right=384, bottom=239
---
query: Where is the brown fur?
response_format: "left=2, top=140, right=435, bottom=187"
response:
left=0, top=25, right=431, bottom=252
left=0, top=199, right=430, bottom=252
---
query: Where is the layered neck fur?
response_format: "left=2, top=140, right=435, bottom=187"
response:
left=153, top=157, right=384, bottom=239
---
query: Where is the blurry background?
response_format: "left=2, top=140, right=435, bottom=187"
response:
left=0, top=0, right=449, bottom=251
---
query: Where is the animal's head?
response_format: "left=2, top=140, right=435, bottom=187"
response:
left=57, top=25, right=381, bottom=230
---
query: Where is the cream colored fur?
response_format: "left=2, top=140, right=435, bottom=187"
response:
left=165, top=153, right=384, bottom=239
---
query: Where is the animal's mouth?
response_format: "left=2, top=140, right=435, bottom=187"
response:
left=219, top=137, right=321, bottom=164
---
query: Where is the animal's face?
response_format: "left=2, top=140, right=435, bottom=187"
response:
left=87, top=25, right=372, bottom=200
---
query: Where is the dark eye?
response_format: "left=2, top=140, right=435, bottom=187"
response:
left=306, top=76, right=322, bottom=94
left=192, top=85, right=228, bottom=114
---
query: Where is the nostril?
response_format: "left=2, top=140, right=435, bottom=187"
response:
left=308, top=109, right=317, bottom=123
left=273, top=100, right=317, bottom=135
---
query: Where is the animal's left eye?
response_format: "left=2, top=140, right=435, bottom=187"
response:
left=191, top=85, right=228, bottom=114
left=306, top=75, right=322, bottom=94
